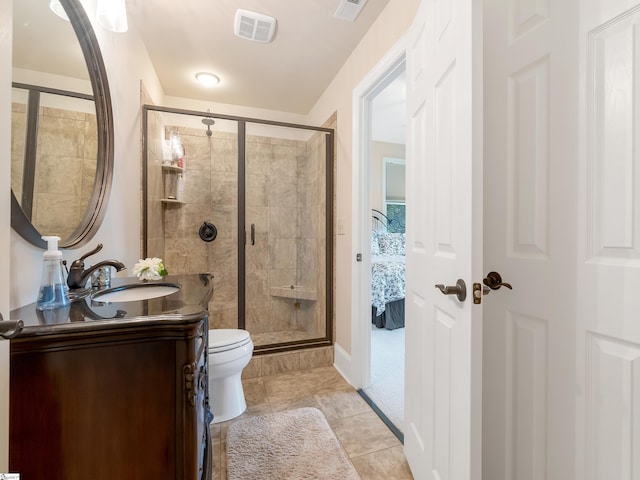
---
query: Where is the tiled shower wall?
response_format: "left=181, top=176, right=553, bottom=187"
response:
left=11, top=102, right=97, bottom=240
left=146, top=118, right=327, bottom=347
left=145, top=108, right=166, bottom=258
left=296, top=130, right=327, bottom=340
left=167, top=127, right=240, bottom=331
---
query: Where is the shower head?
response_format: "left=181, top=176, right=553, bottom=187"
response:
left=202, top=116, right=215, bottom=137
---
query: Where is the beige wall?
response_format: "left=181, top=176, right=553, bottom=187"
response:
left=306, top=0, right=420, bottom=357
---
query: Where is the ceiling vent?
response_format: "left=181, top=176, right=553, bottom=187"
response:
left=234, top=9, right=277, bottom=43
left=333, top=0, right=368, bottom=22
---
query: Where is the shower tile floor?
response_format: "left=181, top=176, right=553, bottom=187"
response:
left=210, top=366, right=414, bottom=479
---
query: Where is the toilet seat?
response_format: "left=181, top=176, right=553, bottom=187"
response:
left=209, top=329, right=251, bottom=354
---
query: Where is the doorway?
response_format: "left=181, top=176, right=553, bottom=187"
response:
left=352, top=48, right=407, bottom=439
left=363, top=156, right=406, bottom=436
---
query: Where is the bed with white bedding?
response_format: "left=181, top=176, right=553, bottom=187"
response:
left=371, top=229, right=406, bottom=330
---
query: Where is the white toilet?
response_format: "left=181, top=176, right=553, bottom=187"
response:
left=208, top=328, right=254, bottom=424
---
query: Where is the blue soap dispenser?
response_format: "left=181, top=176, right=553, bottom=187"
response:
left=36, top=235, right=70, bottom=323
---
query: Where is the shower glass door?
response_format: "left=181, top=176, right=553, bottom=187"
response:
left=243, top=122, right=332, bottom=349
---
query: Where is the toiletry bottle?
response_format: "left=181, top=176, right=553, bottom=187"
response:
left=170, top=131, right=184, bottom=166
left=36, top=236, right=70, bottom=324
left=176, top=173, right=184, bottom=201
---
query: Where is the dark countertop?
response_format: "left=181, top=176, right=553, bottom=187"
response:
left=9, top=273, right=213, bottom=338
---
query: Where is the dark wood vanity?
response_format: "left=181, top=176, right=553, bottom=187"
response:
left=8, top=274, right=213, bottom=480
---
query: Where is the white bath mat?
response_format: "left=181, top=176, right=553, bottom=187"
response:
left=226, top=407, right=360, bottom=480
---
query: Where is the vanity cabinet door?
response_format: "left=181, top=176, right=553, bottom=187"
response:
left=10, top=336, right=177, bottom=479
left=9, top=317, right=210, bottom=480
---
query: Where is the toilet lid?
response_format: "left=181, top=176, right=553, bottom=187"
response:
left=209, top=329, right=251, bottom=352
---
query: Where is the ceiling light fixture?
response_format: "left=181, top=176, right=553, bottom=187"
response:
left=196, top=72, right=220, bottom=88
left=97, top=0, right=128, bottom=33
left=49, top=0, right=69, bottom=21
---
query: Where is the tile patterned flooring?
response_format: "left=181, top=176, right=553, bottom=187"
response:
left=210, top=366, right=414, bottom=479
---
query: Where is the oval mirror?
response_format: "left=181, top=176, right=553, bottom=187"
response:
left=11, top=0, right=113, bottom=249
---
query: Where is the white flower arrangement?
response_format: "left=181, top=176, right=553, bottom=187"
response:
left=132, top=257, right=168, bottom=281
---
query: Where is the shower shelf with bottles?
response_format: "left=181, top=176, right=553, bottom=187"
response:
left=161, top=164, right=185, bottom=204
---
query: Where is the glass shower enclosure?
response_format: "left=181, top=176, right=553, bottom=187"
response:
left=142, top=105, right=333, bottom=354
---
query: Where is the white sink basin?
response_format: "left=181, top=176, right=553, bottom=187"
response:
left=91, top=283, right=180, bottom=303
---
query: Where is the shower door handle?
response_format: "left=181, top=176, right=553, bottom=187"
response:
left=250, top=224, right=255, bottom=245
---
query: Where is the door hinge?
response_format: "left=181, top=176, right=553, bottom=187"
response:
left=356, top=253, right=362, bottom=262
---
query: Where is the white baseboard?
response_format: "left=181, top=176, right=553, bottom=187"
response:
left=333, top=342, right=353, bottom=386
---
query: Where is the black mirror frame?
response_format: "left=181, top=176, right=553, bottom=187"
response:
left=11, top=0, right=114, bottom=249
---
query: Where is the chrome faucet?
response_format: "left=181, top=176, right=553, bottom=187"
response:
left=66, top=243, right=126, bottom=290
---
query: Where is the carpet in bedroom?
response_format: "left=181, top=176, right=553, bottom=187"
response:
left=362, top=325, right=405, bottom=433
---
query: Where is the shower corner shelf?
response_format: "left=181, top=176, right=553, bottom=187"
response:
left=270, top=286, right=317, bottom=301
left=161, top=163, right=185, bottom=205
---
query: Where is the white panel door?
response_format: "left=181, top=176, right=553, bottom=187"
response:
left=577, top=2, right=640, bottom=479
left=482, top=0, right=579, bottom=479
left=404, top=0, right=483, bottom=478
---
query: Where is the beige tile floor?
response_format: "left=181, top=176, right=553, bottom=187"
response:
left=210, top=366, right=414, bottom=480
